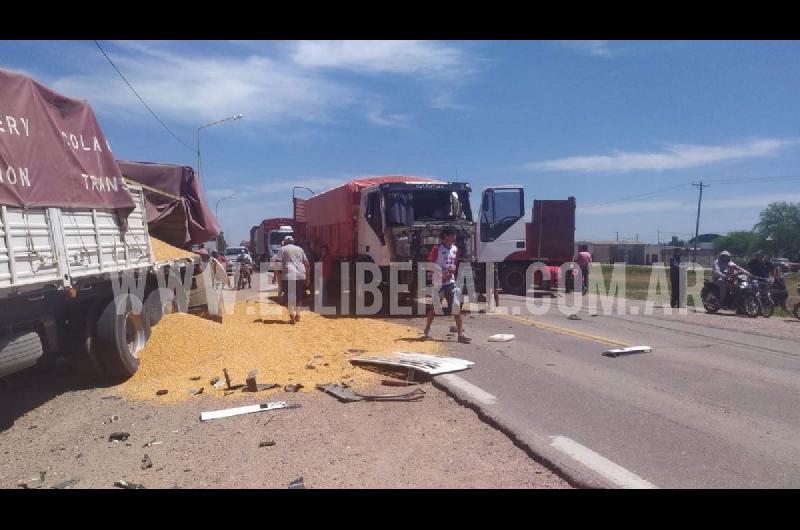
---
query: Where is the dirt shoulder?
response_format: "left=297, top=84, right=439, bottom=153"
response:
left=0, top=360, right=568, bottom=489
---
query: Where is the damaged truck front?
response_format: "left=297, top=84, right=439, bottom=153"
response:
left=295, top=177, right=474, bottom=310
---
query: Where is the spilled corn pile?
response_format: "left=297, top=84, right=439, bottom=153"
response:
left=150, top=236, right=196, bottom=262
left=117, top=300, right=440, bottom=403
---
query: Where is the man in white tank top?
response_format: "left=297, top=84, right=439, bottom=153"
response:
left=423, top=227, right=471, bottom=343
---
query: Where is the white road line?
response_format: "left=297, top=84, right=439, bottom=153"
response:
left=550, top=436, right=657, bottom=489
left=439, top=374, right=498, bottom=405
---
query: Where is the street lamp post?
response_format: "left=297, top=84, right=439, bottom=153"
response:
left=215, top=193, right=236, bottom=221
left=196, top=113, right=244, bottom=185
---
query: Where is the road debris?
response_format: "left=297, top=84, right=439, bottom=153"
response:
left=244, top=369, right=279, bottom=392
left=288, top=477, right=305, bottom=489
left=223, top=368, right=245, bottom=391
left=568, top=314, right=581, bottom=321
left=488, top=334, right=515, bottom=342
left=141, top=454, right=153, bottom=470
left=381, top=379, right=421, bottom=387
left=101, top=395, right=122, bottom=400
left=188, top=387, right=204, bottom=396
left=347, top=348, right=366, bottom=354
left=52, top=479, right=79, bottom=489
left=143, top=438, right=164, bottom=448
left=189, top=376, right=201, bottom=381
left=350, top=352, right=474, bottom=375
left=284, top=384, right=303, bottom=393
left=211, top=376, right=225, bottom=389
left=156, top=389, right=168, bottom=396
left=200, top=401, right=296, bottom=421
left=602, top=346, right=652, bottom=358
left=103, top=413, right=120, bottom=425
left=17, top=471, right=46, bottom=489
left=317, top=383, right=425, bottom=403
left=259, top=441, right=276, bottom=448
left=114, top=480, right=145, bottom=489
left=108, top=432, right=130, bottom=442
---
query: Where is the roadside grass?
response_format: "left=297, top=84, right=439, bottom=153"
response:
left=595, top=265, right=799, bottom=311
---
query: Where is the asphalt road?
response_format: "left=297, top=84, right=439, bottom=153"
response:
left=426, top=293, right=800, bottom=488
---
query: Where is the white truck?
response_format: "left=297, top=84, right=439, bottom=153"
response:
left=0, top=182, right=199, bottom=381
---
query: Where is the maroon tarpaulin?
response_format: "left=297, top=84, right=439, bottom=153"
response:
left=116, top=160, right=220, bottom=247
left=0, top=68, right=134, bottom=216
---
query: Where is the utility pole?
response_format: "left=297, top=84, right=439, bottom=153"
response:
left=657, top=229, right=660, bottom=245
left=616, top=231, right=619, bottom=241
left=691, top=181, right=710, bottom=263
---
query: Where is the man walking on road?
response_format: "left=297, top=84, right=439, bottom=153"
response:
left=276, top=236, right=310, bottom=324
left=422, top=227, right=471, bottom=344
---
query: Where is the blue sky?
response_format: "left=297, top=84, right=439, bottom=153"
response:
left=5, top=40, right=800, bottom=245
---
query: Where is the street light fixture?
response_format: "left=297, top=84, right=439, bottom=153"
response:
left=215, top=193, right=236, bottom=221
left=196, top=113, right=244, bottom=189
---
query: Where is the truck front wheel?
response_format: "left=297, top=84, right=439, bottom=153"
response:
left=500, top=264, right=527, bottom=296
left=96, top=294, right=151, bottom=381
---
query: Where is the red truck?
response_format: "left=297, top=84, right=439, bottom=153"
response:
left=293, top=176, right=474, bottom=304
left=250, top=218, right=307, bottom=270
left=474, top=186, right=576, bottom=295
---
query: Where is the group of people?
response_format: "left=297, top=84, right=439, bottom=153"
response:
left=266, top=228, right=472, bottom=342
left=710, top=249, right=790, bottom=310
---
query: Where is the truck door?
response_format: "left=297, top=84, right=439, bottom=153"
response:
left=477, top=186, right=526, bottom=263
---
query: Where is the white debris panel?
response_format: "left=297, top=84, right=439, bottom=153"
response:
left=349, top=351, right=474, bottom=375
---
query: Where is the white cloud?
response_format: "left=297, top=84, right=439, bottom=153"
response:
left=52, top=43, right=352, bottom=126
left=525, top=138, right=796, bottom=173
left=289, top=40, right=471, bottom=79
left=365, top=104, right=410, bottom=127
left=48, top=40, right=475, bottom=131
left=559, top=40, right=620, bottom=58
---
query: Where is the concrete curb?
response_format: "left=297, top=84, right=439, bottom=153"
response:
left=432, top=375, right=617, bottom=490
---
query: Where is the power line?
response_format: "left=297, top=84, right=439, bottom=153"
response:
left=582, top=183, right=689, bottom=208
left=93, top=40, right=195, bottom=153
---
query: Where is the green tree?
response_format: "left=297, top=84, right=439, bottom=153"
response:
left=713, top=231, right=762, bottom=258
left=754, top=202, right=800, bottom=260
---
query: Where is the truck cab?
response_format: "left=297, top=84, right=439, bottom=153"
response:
left=476, top=186, right=576, bottom=294
left=357, top=181, right=474, bottom=267
left=267, top=226, right=294, bottom=263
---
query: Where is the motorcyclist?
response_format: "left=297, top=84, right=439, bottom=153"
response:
left=747, top=250, right=774, bottom=279
left=713, top=250, right=749, bottom=306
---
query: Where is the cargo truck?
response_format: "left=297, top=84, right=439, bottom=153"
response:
left=0, top=69, right=210, bottom=382
left=251, top=217, right=306, bottom=271
left=293, top=176, right=474, bottom=307
left=474, top=186, right=576, bottom=295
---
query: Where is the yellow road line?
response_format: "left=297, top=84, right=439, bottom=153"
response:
left=489, top=312, right=630, bottom=347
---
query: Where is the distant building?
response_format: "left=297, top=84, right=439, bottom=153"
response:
left=576, top=234, right=719, bottom=267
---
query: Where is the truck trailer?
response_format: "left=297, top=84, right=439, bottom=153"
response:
left=0, top=68, right=210, bottom=382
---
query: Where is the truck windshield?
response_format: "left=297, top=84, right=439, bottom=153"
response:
left=269, top=232, right=291, bottom=245
left=385, top=190, right=472, bottom=226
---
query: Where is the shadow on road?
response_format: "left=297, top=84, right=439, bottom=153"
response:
left=0, top=361, right=105, bottom=432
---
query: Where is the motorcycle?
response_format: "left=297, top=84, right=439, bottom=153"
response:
left=701, top=270, right=760, bottom=317
left=750, top=276, right=775, bottom=318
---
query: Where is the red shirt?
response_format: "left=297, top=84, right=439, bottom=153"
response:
left=322, top=255, right=334, bottom=280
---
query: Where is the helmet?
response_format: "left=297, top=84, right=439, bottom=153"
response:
left=719, top=251, right=731, bottom=258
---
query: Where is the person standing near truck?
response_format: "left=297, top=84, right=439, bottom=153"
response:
left=276, top=236, right=310, bottom=324
left=576, top=245, right=592, bottom=295
left=422, top=227, right=472, bottom=344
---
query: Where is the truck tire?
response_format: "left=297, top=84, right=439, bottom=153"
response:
left=0, top=331, right=44, bottom=378
left=500, top=264, right=527, bottom=296
left=95, top=294, right=151, bottom=381
left=144, top=288, right=173, bottom=327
